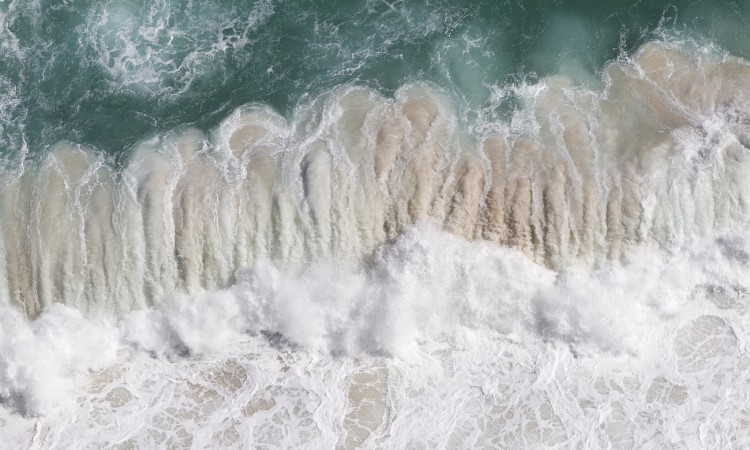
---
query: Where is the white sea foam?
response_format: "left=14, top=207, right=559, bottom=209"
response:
left=1, top=224, right=748, bottom=448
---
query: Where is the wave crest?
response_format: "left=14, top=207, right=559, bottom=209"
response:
left=2, top=41, right=750, bottom=317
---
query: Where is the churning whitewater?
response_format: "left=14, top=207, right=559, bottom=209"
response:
left=2, top=0, right=750, bottom=447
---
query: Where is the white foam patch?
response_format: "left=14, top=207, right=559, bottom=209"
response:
left=120, top=223, right=552, bottom=357
left=0, top=304, right=118, bottom=415
left=1, top=224, right=748, bottom=448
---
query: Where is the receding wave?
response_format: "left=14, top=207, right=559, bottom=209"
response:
left=2, top=41, right=750, bottom=318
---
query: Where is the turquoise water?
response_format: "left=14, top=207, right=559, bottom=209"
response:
left=2, top=0, right=750, bottom=160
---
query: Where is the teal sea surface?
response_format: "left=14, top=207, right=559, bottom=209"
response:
left=2, top=0, right=750, bottom=159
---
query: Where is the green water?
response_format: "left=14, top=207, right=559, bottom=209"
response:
left=1, top=0, right=749, bottom=160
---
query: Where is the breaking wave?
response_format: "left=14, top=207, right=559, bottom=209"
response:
left=3, top=1, right=750, bottom=443
left=2, top=41, right=750, bottom=319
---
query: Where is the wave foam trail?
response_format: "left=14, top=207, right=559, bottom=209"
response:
left=2, top=40, right=750, bottom=318
left=1, top=224, right=749, bottom=447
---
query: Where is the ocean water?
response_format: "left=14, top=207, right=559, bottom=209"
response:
left=2, top=0, right=750, bottom=448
